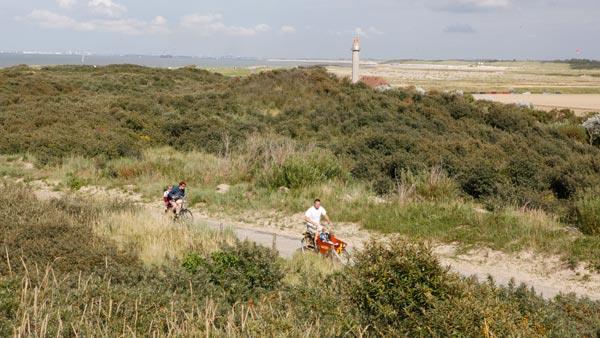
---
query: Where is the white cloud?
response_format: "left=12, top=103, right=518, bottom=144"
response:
left=280, top=25, right=296, bottom=34
left=355, top=26, right=384, bottom=37
left=21, top=9, right=162, bottom=35
left=255, top=24, right=271, bottom=32
left=367, top=26, right=384, bottom=35
left=435, top=0, right=512, bottom=12
left=22, top=9, right=93, bottom=30
left=57, top=0, right=76, bottom=9
left=180, top=13, right=270, bottom=36
left=153, top=16, right=167, bottom=26
left=88, top=0, right=127, bottom=18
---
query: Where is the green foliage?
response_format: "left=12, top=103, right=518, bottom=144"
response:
left=552, top=123, right=590, bottom=144
left=460, top=163, right=501, bottom=199
left=1, top=189, right=599, bottom=336
left=181, top=252, right=205, bottom=273
left=573, top=190, right=600, bottom=235
left=339, top=239, right=600, bottom=337
left=0, top=278, right=19, bottom=336
left=363, top=202, right=475, bottom=235
left=1, top=65, right=600, bottom=216
left=184, top=241, right=284, bottom=302
left=342, top=240, right=454, bottom=332
left=0, top=185, right=138, bottom=275
left=65, top=172, right=85, bottom=190
left=265, top=153, right=344, bottom=189
left=564, top=59, right=600, bottom=70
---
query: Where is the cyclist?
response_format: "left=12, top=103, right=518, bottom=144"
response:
left=303, top=198, right=332, bottom=241
left=163, top=185, right=173, bottom=212
left=167, top=181, right=187, bottom=216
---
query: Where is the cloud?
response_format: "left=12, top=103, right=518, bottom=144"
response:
left=367, top=26, right=384, bottom=35
left=354, top=26, right=384, bottom=37
left=435, top=0, right=512, bottom=12
left=20, top=9, right=159, bottom=35
left=279, top=25, right=296, bottom=34
left=255, top=24, right=271, bottom=32
left=88, top=0, right=127, bottom=18
left=153, top=16, right=167, bottom=26
left=21, top=9, right=93, bottom=30
left=180, top=13, right=270, bottom=36
left=57, top=0, right=76, bottom=9
left=444, top=23, right=477, bottom=34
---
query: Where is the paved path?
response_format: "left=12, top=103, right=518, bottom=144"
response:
left=197, top=217, right=302, bottom=258
left=193, top=216, right=600, bottom=301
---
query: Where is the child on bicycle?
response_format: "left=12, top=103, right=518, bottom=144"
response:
left=163, top=185, right=173, bottom=212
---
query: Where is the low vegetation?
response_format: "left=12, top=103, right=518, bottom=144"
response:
left=2, top=65, right=600, bottom=334
left=1, top=65, right=599, bottom=212
left=1, top=187, right=599, bottom=336
left=564, top=59, right=600, bottom=70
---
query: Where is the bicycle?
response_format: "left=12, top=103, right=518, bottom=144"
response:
left=168, top=198, right=194, bottom=223
left=300, top=226, right=351, bottom=265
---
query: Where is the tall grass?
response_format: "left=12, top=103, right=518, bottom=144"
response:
left=95, top=208, right=236, bottom=266
left=1, top=184, right=600, bottom=337
left=5, top=145, right=600, bottom=269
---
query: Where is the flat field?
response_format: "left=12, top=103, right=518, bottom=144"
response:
left=327, top=60, right=600, bottom=94
left=473, top=93, right=600, bottom=115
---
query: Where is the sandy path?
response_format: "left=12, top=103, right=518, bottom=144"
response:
left=18, top=178, right=600, bottom=301
left=183, top=210, right=600, bottom=300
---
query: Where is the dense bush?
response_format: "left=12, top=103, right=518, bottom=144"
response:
left=1, top=190, right=599, bottom=336
left=339, top=239, right=600, bottom=337
left=265, top=153, right=345, bottom=189
left=342, top=240, right=454, bottom=333
left=573, top=190, right=600, bottom=235
left=1, top=65, right=600, bottom=216
left=182, top=241, right=284, bottom=302
left=0, top=185, right=139, bottom=275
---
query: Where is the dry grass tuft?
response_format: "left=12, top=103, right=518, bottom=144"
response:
left=94, top=208, right=236, bottom=266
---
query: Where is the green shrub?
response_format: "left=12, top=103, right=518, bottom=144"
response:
left=181, top=252, right=205, bottom=273
left=552, top=123, right=589, bottom=144
left=460, top=163, right=501, bottom=199
left=2, top=65, right=600, bottom=220
left=0, top=278, right=19, bottom=337
left=339, top=238, right=600, bottom=337
left=573, top=190, right=600, bottom=235
left=0, top=185, right=139, bottom=275
left=65, top=172, right=85, bottom=190
left=263, top=152, right=344, bottom=189
left=341, top=239, right=457, bottom=334
left=184, top=241, right=284, bottom=302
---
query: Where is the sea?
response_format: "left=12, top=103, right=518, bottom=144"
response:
left=0, top=53, right=344, bottom=69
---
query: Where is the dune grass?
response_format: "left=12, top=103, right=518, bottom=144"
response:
left=94, top=208, right=237, bottom=266
left=3, top=144, right=600, bottom=270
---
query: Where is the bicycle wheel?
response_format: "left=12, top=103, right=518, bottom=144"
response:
left=332, top=248, right=351, bottom=265
left=300, top=237, right=307, bottom=254
left=178, top=209, right=194, bottom=223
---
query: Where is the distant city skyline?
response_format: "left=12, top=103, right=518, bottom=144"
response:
left=2, top=0, right=600, bottom=60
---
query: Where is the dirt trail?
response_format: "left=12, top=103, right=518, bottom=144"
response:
left=190, top=213, right=600, bottom=300
left=19, top=178, right=600, bottom=301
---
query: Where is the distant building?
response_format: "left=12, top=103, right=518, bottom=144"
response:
left=352, top=36, right=360, bottom=84
left=360, top=76, right=391, bottom=91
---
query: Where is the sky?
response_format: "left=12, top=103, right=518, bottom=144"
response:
left=2, top=0, right=600, bottom=59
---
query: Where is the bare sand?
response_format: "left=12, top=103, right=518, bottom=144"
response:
left=474, top=94, right=600, bottom=115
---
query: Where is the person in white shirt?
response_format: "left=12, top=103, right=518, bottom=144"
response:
left=304, top=198, right=332, bottom=236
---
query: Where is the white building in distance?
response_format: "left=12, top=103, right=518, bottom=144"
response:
left=351, top=36, right=360, bottom=84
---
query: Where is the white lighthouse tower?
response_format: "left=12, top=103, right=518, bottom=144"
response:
left=351, top=35, right=360, bottom=84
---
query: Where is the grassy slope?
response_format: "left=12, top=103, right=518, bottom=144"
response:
left=1, top=187, right=599, bottom=336
left=1, top=65, right=600, bottom=267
